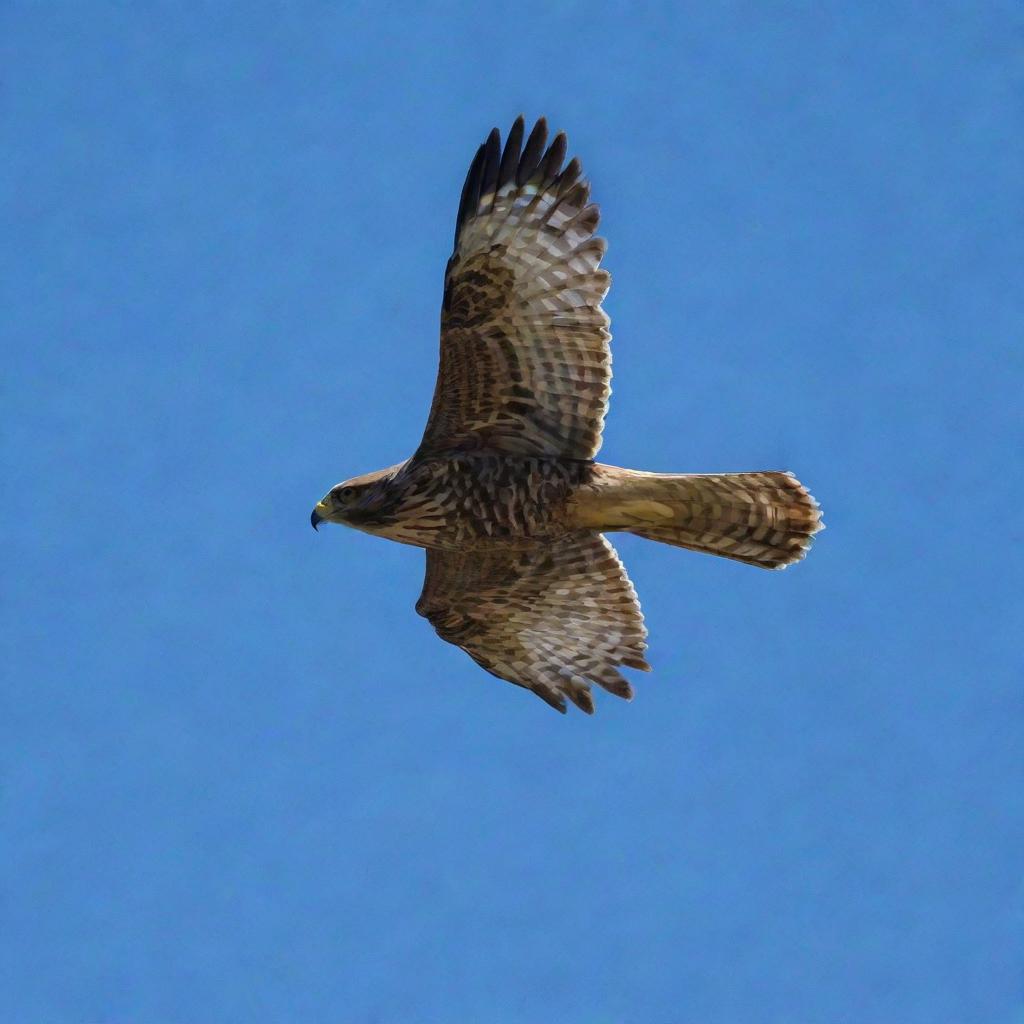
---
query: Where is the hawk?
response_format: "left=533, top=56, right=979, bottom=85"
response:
left=312, top=117, right=823, bottom=714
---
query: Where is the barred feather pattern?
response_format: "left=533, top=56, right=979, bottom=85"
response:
left=416, top=532, right=650, bottom=714
left=311, top=117, right=825, bottom=715
left=585, top=469, right=825, bottom=570
left=417, top=116, right=611, bottom=460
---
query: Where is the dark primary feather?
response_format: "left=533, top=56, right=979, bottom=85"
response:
left=479, top=127, right=501, bottom=210
left=516, top=117, right=548, bottom=186
left=497, top=115, right=524, bottom=190
left=557, top=157, right=582, bottom=195
left=539, top=131, right=567, bottom=184
left=454, top=144, right=485, bottom=246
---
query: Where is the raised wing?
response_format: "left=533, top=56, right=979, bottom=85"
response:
left=416, top=533, right=650, bottom=714
left=417, top=117, right=612, bottom=460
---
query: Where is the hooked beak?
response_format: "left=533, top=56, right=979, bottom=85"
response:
left=310, top=507, right=324, bottom=531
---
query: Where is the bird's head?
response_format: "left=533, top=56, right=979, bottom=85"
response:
left=310, top=463, right=405, bottom=531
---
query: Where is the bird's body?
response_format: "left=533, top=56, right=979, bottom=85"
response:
left=312, top=117, right=823, bottom=713
left=335, top=454, right=592, bottom=550
left=336, top=456, right=818, bottom=563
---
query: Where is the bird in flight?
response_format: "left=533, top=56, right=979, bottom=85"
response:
left=312, top=117, right=823, bottom=714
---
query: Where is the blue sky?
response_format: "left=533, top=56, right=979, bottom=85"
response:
left=4, top=3, right=1021, bottom=1022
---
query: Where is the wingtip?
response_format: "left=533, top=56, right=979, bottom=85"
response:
left=568, top=689, right=596, bottom=714
left=623, top=656, right=652, bottom=673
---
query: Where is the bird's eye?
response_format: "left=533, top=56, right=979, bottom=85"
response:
left=337, top=486, right=355, bottom=499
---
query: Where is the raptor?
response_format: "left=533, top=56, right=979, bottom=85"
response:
left=312, top=117, right=823, bottom=714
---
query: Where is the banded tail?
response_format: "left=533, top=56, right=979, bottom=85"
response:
left=577, top=467, right=824, bottom=570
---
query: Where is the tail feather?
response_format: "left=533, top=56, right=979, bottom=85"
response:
left=592, top=470, right=823, bottom=570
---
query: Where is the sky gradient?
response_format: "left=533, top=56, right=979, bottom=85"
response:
left=4, top=4, right=1022, bottom=1022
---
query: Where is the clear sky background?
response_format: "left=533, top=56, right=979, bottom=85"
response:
left=4, top=4, right=1022, bottom=1022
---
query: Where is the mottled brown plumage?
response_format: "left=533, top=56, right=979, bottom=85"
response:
left=416, top=533, right=648, bottom=714
left=312, top=117, right=824, bottom=714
